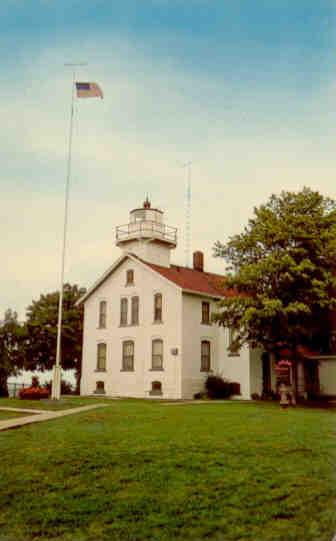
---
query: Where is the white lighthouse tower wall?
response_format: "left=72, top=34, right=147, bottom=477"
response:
left=122, top=240, right=172, bottom=267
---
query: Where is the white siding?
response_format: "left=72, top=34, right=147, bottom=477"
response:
left=181, top=293, right=251, bottom=399
left=319, top=360, right=336, bottom=395
left=121, top=241, right=171, bottom=267
left=249, top=348, right=263, bottom=397
left=81, top=257, right=182, bottom=399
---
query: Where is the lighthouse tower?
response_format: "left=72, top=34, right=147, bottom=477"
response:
left=115, top=197, right=177, bottom=267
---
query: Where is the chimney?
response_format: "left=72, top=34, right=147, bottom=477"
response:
left=193, top=251, right=204, bottom=272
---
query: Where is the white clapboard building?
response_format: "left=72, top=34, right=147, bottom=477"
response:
left=78, top=198, right=264, bottom=399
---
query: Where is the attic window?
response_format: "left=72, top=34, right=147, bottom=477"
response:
left=98, top=300, right=107, bottom=328
left=126, top=269, right=134, bottom=285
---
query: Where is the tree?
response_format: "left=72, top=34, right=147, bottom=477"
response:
left=213, top=188, right=336, bottom=393
left=0, top=309, right=26, bottom=397
left=25, top=284, right=86, bottom=393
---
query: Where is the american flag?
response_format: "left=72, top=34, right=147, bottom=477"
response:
left=75, top=82, right=103, bottom=99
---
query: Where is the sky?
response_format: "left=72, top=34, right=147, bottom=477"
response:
left=2, top=0, right=336, bottom=319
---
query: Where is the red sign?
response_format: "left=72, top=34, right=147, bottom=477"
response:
left=277, top=360, right=292, bottom=367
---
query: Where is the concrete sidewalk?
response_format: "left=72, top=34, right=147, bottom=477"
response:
left=0, top=404, right=108, bottom=432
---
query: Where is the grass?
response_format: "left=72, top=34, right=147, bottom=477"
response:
left=0, top=400, right=335, bottom=541
left=0, top=396, right=110, bottom=411
left=0, top=410, right=35, bottom=420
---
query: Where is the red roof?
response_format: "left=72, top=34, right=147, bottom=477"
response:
left=278, top=345, right=322, bottom=359
left=133, top=255, right=235, bottom=298
left=78, top=253, right=237, bottom=306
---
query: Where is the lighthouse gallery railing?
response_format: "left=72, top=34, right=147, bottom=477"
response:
left=116, top=221, right=177, bottom=244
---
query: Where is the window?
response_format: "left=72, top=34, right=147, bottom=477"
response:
left=122, top=340, right=134, bottom=371
left=96, top=343, right=107, bottom=371
left=201, top=340, right=211, bottom=372
left=126, top=269, right=134, bottom=285
left=134, top=210, right=145, bottom=222
left=131, top=296, right=139, bottom=325
left=201, top=302, right=210, bottom=324
left=149, top=381, right=162, bottom=396
left=152, top=339, right=163, bottom=370
left=154, top=293, right=162, bottom=322
left=95, top=381, right=105, bottom=394
left=120, top=298, right=128, bottom=326
left=98, top=300, right=107, bottom=328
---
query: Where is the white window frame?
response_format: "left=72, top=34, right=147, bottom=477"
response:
left=98, top=299, right=107, bottom=328
left=122, top=340, right=135, bottom=371
left=153, top=292, right=163, bottom=323
left=96, top=342, right=107, bottom=371
left=151, top=338, right=164, bottom=371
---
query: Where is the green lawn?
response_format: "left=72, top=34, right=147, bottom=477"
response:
left=0, top=396, right=110, bottom=411
left=0, top=410, right=35, bottom=420
left=0, top=400, right=335, bottom=541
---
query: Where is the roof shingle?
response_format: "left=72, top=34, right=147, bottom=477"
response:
left=133, top=255, right=235, bottom=298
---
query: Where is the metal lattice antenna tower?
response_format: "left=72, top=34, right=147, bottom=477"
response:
left=182, top=161, right=192, bottom=267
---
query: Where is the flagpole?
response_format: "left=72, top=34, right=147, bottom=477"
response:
left=51, top=63, right=86, bottom=400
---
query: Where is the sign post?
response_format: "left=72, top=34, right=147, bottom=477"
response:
left=275, top=360, right=295, bottom=408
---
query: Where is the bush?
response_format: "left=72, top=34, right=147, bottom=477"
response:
left=229, top=382, right=241, bottom=396
left=205, top=375, right=233, bottom=399
left=261, top=390, right=278, bottom=401
left=19, top=386, right=49, bottom=400
left=193, top=391, right=208, bottom=400
left=31, top=376, right=40, bottom=388
left=44, top=379, right=75, bottom=395
left=19, top=375, right=50, bottom=400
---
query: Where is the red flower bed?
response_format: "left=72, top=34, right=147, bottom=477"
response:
left=19, top=386, right=50, bottom=400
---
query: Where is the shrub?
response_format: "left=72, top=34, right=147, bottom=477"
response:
left=261, top=390, right=278, bottom=401
left=229, top=382, right=241, bottom=396
left=19, top=386, right=49, bottom=400
left=19, top=376, right=50, bottom=400
left=205, top=375, right=233, bottom=399
left=251, top=392, right=261, bottom=400
left=31, top=376, right=40, bottom=388
left=193, top=391, right=208, bottom=400
left=44, top=379, right=75, bottom=395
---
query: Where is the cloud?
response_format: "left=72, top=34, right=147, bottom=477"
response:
left=2, top=35, right=336, bottom=318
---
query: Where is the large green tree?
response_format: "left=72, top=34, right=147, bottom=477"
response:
left=213, top=188, right=336, bottom=391
left=25, top=283, right=86, bottom=393
left=0, top=309, right=26, bottom=397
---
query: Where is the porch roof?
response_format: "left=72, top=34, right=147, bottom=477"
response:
left=277, top=345, right=336, bottom=361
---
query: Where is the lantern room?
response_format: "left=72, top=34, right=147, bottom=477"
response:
left=115, top=198, right=177, bottom=267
